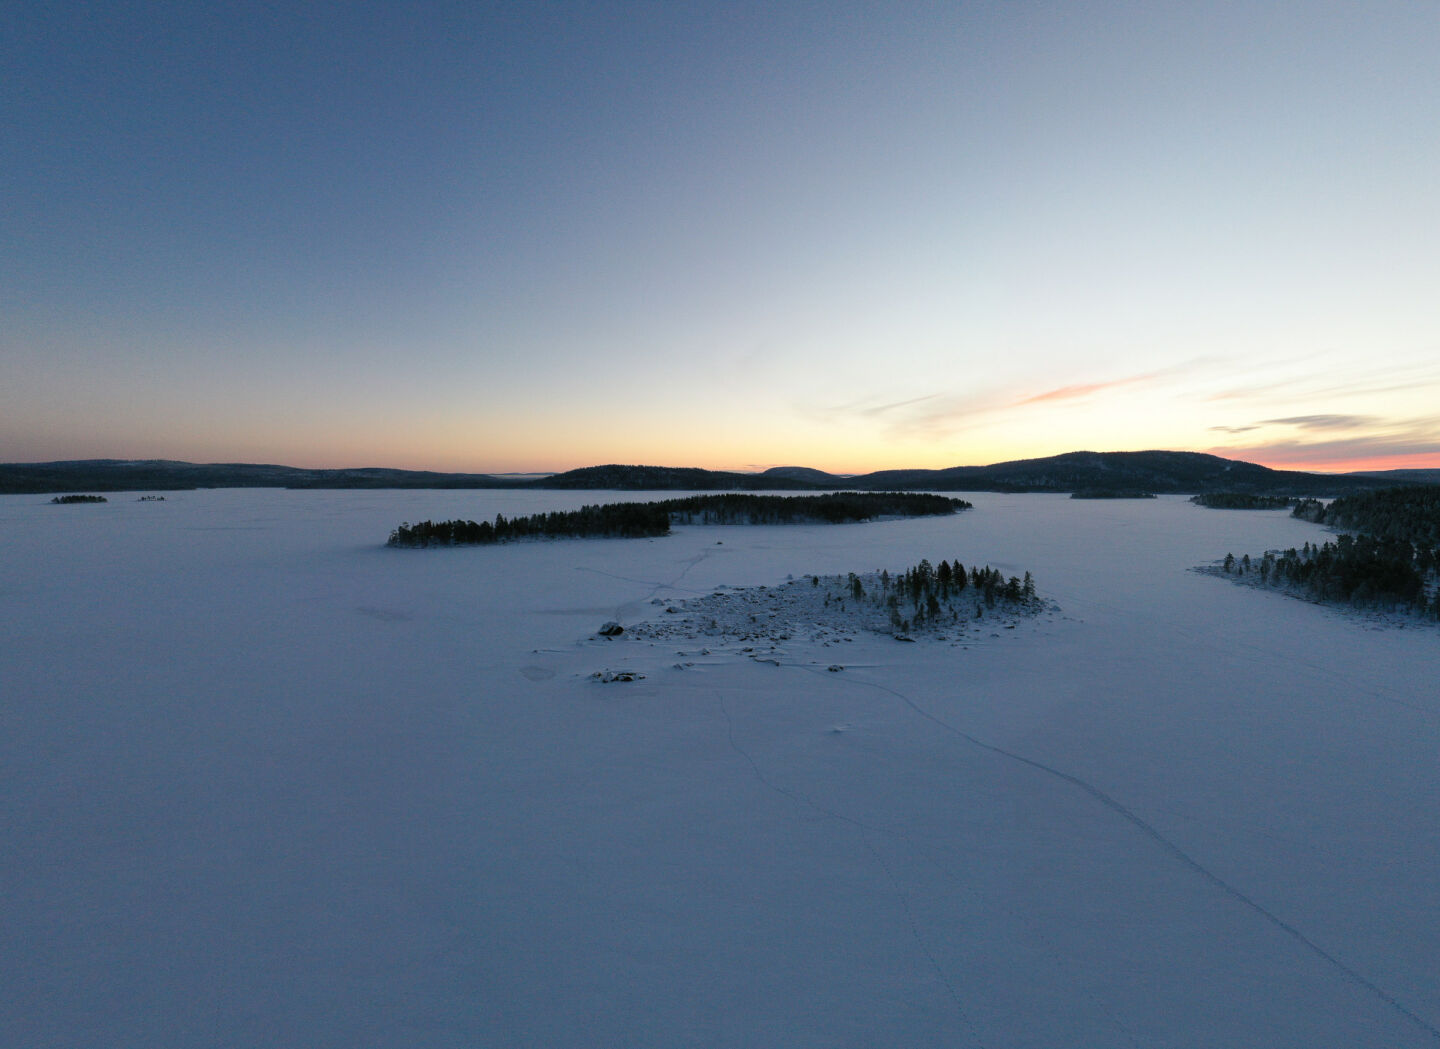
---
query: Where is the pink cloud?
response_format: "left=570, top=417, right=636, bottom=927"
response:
left=1208, top=419, right=1440, bottom=472
left=1011, top=371, right=1162, bottom=408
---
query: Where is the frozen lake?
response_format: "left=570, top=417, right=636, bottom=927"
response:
left=4, top=489, right=1439, bottom=1047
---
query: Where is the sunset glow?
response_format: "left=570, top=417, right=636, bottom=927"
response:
left=5, top=2, right=1438, bottom=475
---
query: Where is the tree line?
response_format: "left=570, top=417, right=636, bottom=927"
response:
left=1070, top=488, right=1155, bottom=499
left=1292, top=486, right=1440, bottom=546
left=816, top=558, right=1040, bottom=636
left=388, top=502, right=671, bottom=546
left=387, top=492, right=969, bottom=547
left=1219, top=535, right=1440, bottom=618
left=1214, top=486, right=1440, bottom=618
left=1192, top=493, right=1295, bottom=509
left=50, top=494, right=107, bottom=504
left=884, top=558, right=1039, bottom=627
left=657, top=491, right=967, bottom=524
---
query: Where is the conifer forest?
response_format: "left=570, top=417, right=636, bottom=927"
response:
left=1214, top=486, right=1440, bottom=618
left=387, top=492, right=968, bottom=547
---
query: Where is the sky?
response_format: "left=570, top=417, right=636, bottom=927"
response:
left=5, top=1, right=1439, bottom=475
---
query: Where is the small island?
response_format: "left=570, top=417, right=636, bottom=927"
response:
left=50, top=494, right=108, bottom=504
left=628, top=557, right=1043, bottom=647
left=1190, top=493, right=1294, bottom=509
left=387, top=492, right=969, bottom=547
left=1070, top=488, right=1155, bottom=499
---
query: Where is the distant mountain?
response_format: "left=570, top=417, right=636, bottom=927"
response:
left=0, top=459, right=510, bottom=494
left=843, top=450, right=1400, bottom=495
left=530, top=454, right=1380, bottom=494
left=2, top=451, right=1429, bottom=496
left=759, top=466, right=849, bottom=484
left=536, top=464, right=817, bottom=490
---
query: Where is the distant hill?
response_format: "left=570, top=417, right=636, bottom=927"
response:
left=0, top=459, right=510, bottom=494
left=843, top=450, right=1399, bottom=496
left=759, top=466, right=849, bottom=484
left=2, top=451, right=1430, bottom=496
left=536, top=464, right=817, bottom=490
left=538, top=453, right=1400, bottom=494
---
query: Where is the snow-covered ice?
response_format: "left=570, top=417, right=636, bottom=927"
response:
left=3, top=489, right=1438, bottom=1047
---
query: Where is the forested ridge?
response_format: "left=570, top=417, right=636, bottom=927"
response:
left=1292, top=486, right=1440, bottom=546
left=657, top=491, right=967, bottom=524
left=1191, top=493, right=1295, bottom=509
left=7, top=450, right=1424, bottom=495
left=389, top=503, right=670, bottom=546
left=1212, top=486, right=1440, bottom=618
left=387, top=492, right=968, bottom=547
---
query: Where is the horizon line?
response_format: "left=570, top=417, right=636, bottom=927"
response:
left=6, top=449, right=1439, bottom=479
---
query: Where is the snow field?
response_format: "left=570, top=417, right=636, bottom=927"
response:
left=3, top=489, right=1439, bottom=1047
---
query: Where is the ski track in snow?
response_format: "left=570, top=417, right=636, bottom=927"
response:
left=10, top=489, right=1439, bottom=1047
left=715, top=690, right=987, bottom=1049
left=578, top=547, right=717, bottom=619
left=1217, top=625, right=1437, bottom=718
left=1143, top=576, right=1440, bottom=719
left=802, top=665, right=1440, bottom=1044
left=716, top=680, right=1145, bottom=1049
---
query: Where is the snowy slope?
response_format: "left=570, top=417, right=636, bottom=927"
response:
left=3, top=490, right=1438, bottom=1047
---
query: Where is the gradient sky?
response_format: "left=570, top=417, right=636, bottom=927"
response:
left=5, top=1, right=1439, bottom=474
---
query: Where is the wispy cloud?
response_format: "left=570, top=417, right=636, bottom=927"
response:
left=1205, top=359, right=1440, bottom=406
left=1012, top=374, right=1155, bottom=407
left=1205, top=378, right=1309, bottom=403
left=1257, top=414, right=1379, bottom=430
left=1014, top=359, right=1225, bottom=409
left=1209, top=424, right=1260, bottom=434
left=829, top=393, right=942, bottom=418
left=877, top=392, right=1009, bottom=438
left=811, top=387, right=1007, bottom=438
left=816, top=361, right=1214, bottom=440
left=1209, top=414, right=1440, bottom=471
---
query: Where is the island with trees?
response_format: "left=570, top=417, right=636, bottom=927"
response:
left=1190, top=493, right=1295, bottom=509
left=1070, top=488, right=1155, bottom=499
left=387, top=492, right=969, bottom=547
left=627, top=557, right=1044, bottom=648
left=1205, top=486, right=1440, bottom=619
left=50, top=494, right=107, bottom=504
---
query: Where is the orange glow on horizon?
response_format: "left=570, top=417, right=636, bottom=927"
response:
left=1217, top=450, right=1440, bottom=475
left=29, top=436, right=1437, bottom=479
left=211, top=442, right=1440, bottom=478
